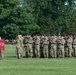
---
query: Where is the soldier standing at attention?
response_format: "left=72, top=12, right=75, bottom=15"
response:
left=23, top=35, right=29, bottom=57
left=66, top=35, right=73, bottom=57
left=57, top=36, right=65, bottom=58
left=40, top=36, right=44, bottom=57
left=72, top=36, right=76, bottom=57
left=25, top=35, right=33, bottom=58
left=34, top=36, right=40, bottom=58
left=16, top=35, right=23, bottom=59
left=49, top=36, right=57, bottom=58
left=43, top=36, right=49, bottom=58
left=61, top=37, right=65, bottom=58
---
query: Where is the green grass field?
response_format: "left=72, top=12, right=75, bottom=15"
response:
left=0, top=45, right=76, bottom=75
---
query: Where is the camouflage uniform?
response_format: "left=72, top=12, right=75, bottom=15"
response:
left=72, top=37, right=76, bottom=57
left=40, top=36, right=44, bottom=57
left=43, top=36, right=49, bottom=58
left=24, top=36, right=33, bottom=58
left=65, top=36, right=73, bottom=57
left=49, top=36, right=57, bottom=58
left=57, top=37, right=65, bottom=58
left=23, top=36, right=28, bottom=57
left=34, top=36, right=40, bottom=58
left=16, top=35, right=23, bottom=59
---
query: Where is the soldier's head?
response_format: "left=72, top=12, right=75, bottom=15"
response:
left=58, top=36, right=61, bottom=39
left=28, top=35, right=32, bottom=39
left=36, top=36, right=40, bottom=39
left=41, top=35, right=44, bottom=38
left=18, top=34, right=22, bottom=38
left=24, top=36, right=27, bottom=39
left=50, top=36, right=53, bottom=38
left=67, top=35, right=72, bottom=38
left=73, top=35, right=76, bottom=39
left=53, top=35, right=57, bottom=38
left=61, top=36, right=64, bottom=39
left=33, top=36, right=36, bottom=39
left=44, top=36, right=48, bottom=39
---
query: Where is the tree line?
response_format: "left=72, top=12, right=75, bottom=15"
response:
left=0, top=0, right=76, bottom=39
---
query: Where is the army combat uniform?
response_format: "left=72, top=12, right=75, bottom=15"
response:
left=72, top=37, right=76, bottom=57
left=34, top=36, right=40, bottom=58
left=16, top=35, right=23, bottom=59
left=43, top=36, right=49, bottom=58
left=49, top=36, right=57, bottom=58
left=40, top=36, right=44, bottom=57
left=57, top=37, right=65, bottom=58
left=24, top=36, right=33, bottom=58
left=65, top=37, right=73, bottom=57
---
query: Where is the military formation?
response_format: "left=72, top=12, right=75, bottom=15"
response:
left=16, top=35, right=76, bottom=59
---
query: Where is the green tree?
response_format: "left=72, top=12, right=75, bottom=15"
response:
left=67, top=10, right=76, bottom=35
left=0, top=0, right=40, bottom=39
left=48, top=0, right=75, bottom=35
left=26, top=0, right=75, bottom=35
left=0, top=0, right=19, bottom=39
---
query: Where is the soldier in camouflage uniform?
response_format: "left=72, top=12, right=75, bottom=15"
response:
left=16, top=35, right=23, bottom=59
left=57, top=36, right=65, bottom=58
left=65, top=36, right=73, bottom=57
left=72, top=36, right=76, bottom=57
left=40, top=36, right=44, bottom=57
left=49, top=36, right=57, bottom=58
left=23, top=36, right=28, bottom=57
left=43, top=36, right=49, bottom=58
left=24, top=35, right=33, bottom=58
left=34, top=36, right=40, bottom=58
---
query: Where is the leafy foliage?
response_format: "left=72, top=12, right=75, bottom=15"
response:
left=0, top=0, right=76, bottom=39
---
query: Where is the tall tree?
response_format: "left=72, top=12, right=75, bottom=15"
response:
left=48, top=0, right=75, bottom=35
left=0, top=0, right=19, bottom=39
left=67, top=10, right=76, bottom=35
left=26, top=0, right=75, bottom=35
left=0, top=0, right=40, bottom=39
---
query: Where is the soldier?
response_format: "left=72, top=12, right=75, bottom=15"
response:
left=24, top=35, right=33, bottom=58
left=57, top=36, right=65, bottom=58
left=40, top=35, right=44, bottom=57
left=43, top=36, right=49, bottom=58
left=23, top=35, right=28, bottom=57
left=32, top=36, right=35, bottom=57
left=34, top=36, right=40, bottom=58
left=49, top=36, right=57, bottom=58
left=72, top=36, right=76, bottom=57
left=16, top=35, right=23, bottom=59
left=65, top=35, right=73, bottom=57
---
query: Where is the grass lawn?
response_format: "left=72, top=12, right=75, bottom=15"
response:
left=0, top=44, right=76, bottom=75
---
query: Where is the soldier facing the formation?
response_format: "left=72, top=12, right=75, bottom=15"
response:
left=16, top=35, right=23, bottom=59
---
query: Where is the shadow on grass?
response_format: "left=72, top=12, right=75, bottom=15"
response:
left=4, top=56, right=16, bottom=59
